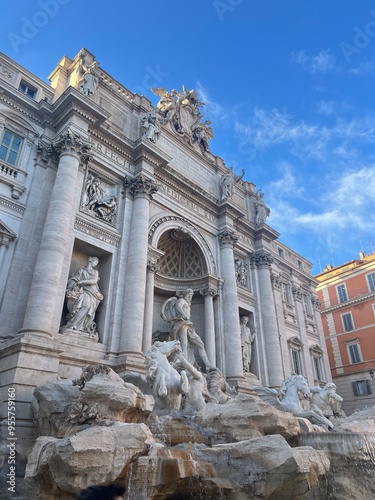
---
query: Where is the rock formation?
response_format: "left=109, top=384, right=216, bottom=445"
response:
left=23, top=365, right=375, bottom=499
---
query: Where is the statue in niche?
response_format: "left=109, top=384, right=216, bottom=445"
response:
left=82, top=174, right=117, bottom=223
left=78, top=54, right=99, bottom=97
left=141, top=110, right=160, bottom=143
left=254, top=189, right=270, bottom=226
left=63, top=257, right=103, bottom=340
left=309, top=382, right=343, bottom=418
left=235, top=259, right=248, bottom=287
left=240, top=316, right=256, bottom=373
left=161, top=288, right=214, bottom=371
left=220, top=166, right=245, bottom=200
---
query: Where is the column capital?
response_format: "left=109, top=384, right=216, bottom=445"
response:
left=35, top=138, right=57, bottom=169
left=311, top=295, right=322, bottom=310
left=218, top=228, right=239, bottom=248
left=53, top=128, right=92, bottom=163
left=271, top=272, right=282, bottom=289
left=147, top=257, right=160, bottom=274
left=124, top=174, right=159, bottom=200
left=292, top=285, right=303, bottom=301
left=200, top=286, right=218, bottom=298
left=251, top=250, right=273, bottom=269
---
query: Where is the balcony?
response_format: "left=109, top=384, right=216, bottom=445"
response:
left=0, top=161, right=26, bottom=199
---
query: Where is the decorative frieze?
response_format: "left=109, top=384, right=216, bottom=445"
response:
left=74, top=215, right=121, bottom=247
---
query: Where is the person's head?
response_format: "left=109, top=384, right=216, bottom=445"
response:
left=183, top=288, right=194, bottom=301
left=88, top=256, right=99, bottom=268
left=77, top=484, right=125, bottom=500
left=324, top=382, right=336, bottom=392
left=240, top=316, right=249, bottom=325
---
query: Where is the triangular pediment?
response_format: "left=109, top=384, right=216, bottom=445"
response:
left=0, top=219, right=16, bottom=243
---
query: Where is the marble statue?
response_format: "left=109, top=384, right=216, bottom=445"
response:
left=254, top=189, right=270, bottom=226
left=84, top=175, right=104, bottom=210
left=220, top=166, right=245, bottom=200
left=151, top=86, right=214, bottom=153
left=161, top=288, right=214, bottom=371
left=254, top=374, right=334, bottom=429
left=78, top=54, right=99, bottom=97
left=82, top=174, right=117, bottom=223
left=235, top=259, right=248, bottom=287
left=174, top=351, right=212, bottom=413
left=141, top=110, right=160, bottom=143
left=145, top=340, right=190, bottom=412
left=310, top=382, right=343, bottom=418
left=240, top=316, right=256, bottom=373
left=206, top=368, right=237, bottom=404
left=192, top=120, right=213, bottom=153
left=63, top=257, right=103, bottom=339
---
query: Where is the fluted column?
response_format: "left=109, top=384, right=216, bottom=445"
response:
left=200, top=286, right=218, bottom=367
left=120, top=175, right=158, bottom=359
left=20, top=129, right=91, bottom=337
left=142, top=257, right=160, bottom=352
left=252, top=251, right=284, bottom=386
left=218, top=229, right=244, bottom=381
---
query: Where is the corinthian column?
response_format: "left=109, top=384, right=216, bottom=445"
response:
left=252, top=251, right=284, bottom=386
left=120, top=175, right=158, bottom=364
left=20, top=129, right=91, bottom=338
left=200, top=286, right=218, bottom=367
left=218, top=229, right=244, bottom=381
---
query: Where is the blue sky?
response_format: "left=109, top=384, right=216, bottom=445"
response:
left=3, top=0, right=375, bottom=274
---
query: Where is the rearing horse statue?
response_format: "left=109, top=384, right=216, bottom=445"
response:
left=254, top=374, right=334, bottom=429
left=145, top=340, right=189, bottom=413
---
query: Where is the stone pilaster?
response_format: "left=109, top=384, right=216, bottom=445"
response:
left=218, top=229, right=244, bottom=381
left=142, top=257, right=160, bottom=352
left=120, top=175, right=158, bottom=365
left=20, top=129, right=91, bottom=338
left=200, top=286, right=218, bottom=367
left=252, top=250, right=284, bottom=386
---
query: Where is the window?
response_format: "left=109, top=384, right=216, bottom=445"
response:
left=352, top=380, right=371, bottom=396
left=346, top=341, right=362, bottom=364
left=342, top=312, right=354, bottom=332
left=336, top=284, right=348, bottom=303
left=297, top=260, right=303, bottom=270
left=0, top=130, right=23, bottom=166
left=291, top=349, right=302, bottom=375
left=283, top=283, right=292, bottom=305
left=278, top=248, right=284, bottom=258
left=367, top=272, right=375, bottom=293
left=303, top=294, right=313, bottom=315
left=19, top=81, right=37, bottom=99
left=313, top=356, right=323, bottom=381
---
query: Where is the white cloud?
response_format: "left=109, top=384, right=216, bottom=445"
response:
left=348, top=58, right=375, bottom=77
left=291, top=50, right=336, bottom=73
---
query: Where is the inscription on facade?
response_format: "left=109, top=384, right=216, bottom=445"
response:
left=158, top=183, right=216, bottom=223
left=92, top=140, right=130, bottom=169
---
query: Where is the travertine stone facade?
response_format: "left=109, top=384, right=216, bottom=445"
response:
left=0, top=49, right=330, bottom=461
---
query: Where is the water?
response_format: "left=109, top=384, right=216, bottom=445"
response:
left=295, top=432, right=375, bottom=500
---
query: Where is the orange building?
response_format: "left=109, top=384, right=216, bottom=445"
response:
left=315, top=252, right=375, bottom=415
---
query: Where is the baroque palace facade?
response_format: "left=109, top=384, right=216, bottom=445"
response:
left=0, top=49, right=330, bottom=458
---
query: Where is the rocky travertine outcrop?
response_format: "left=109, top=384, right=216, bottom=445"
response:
left=31, top=369, right=154, bottom=438
left=25, top=423, right=155, bottom=497
left=25, top=369, right=375, bottom=499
